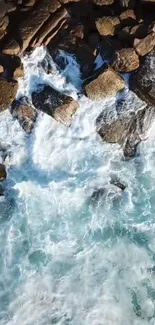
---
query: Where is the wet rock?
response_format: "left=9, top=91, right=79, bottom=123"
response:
left=13, top=63, right=24, bottom=79
left=0, top=15, right=9, bottom=31
left=2, top=39, right=20, bottom=55
left=130, top=50, right=155, bottom=106
left=32, top=86, right=79, bottom=126
left=96, top=16, right=121, bottom=36
left=112, top=48, right=139, bottom=72
left=90, top=188, right=106, bottom=203
left=110, top=178, right=126, bottom=190
left=0, top=79, right=18, bottom=110
left=11, top=99, right=38, bottom=133
left=0, top=164, right=7, bottom=181
left=96, top=90, right=154, bottom=157
left=0, top=184, right=4, bottom=196
left=84, top=64, right=125, bottom=101
left=134, top=32, right=155, bottom=56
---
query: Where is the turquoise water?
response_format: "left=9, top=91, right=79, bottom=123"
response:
left=0, top=47, right=155, bottom=325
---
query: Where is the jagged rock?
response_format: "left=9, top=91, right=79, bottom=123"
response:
left=96, top=90, right=154, bottom=157
left=118, top=23, right=148, bottom=44
left=48, top=0, right=61, bottom=12
left=6, top=0, right=16, bottom=12
left=92, top=0, right=114, bottom=5
left=32, top=86, right=79, bottom=126
left=84, top=64, right=125, bottom=101
left=112, top=48, right=139, bottom=72
left=24, top=0, right=38, bottom=6
left=120, top=9, right=136, bottom=26
left=31, top=8, right=69, bottom=47
left=11, top=99, right=38, bottom=133
left=0, top=79, right=18, bottom=111
left=96, top=16, right=121, bottom=36
left=0, top=15, right=9, bottom=31
left=134, top=32, right=155, bottom=56
left=130, top=50, right=155, bottom=106
left=90, top=188, right=106, bottom=203
left=0, top=164, right=7, bottom=181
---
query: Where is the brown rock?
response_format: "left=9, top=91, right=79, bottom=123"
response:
left=120, top=9, right=136, bottom=26
left=0, top=164, right=7, bottom=181
left=32, top=86, right=79, bottom=126
left=31, top=8, right=68, bottom=47
left=112, top=48, right=139, bottom=72
left=92, top=0, right=114, bottom=5
left=96, top=16, right=121, bottom=36
left=134, top=32, right=155, bottom=56
left=2, top=39, right=20, bottom=55
left=14, top=64, right=24, bottom=79
left=84, top=64, right=125, bottom=101
left=11, top=99, right=38, bottom=133
left=59, top=0, right=80, bottom=3
left=0, top=29, right=6, bottom=40
left=0, top=79, right=18, bottom=110
left=0, top=65, right=4, bottom=73
left=6, top=1, right=16, bottom=12
left=0, top=15, right=9, bottom=31
left=48, top=0, right=61, bottom=13
left=24, top=0, right=38, bottom=6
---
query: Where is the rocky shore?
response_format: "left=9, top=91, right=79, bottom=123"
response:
left=1, top=0, right=155, bottom=185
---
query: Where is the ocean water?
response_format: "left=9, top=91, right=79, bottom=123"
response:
left=1, top=47, right=155, bottom=325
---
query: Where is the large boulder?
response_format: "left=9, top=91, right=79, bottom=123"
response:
left=96, top=90, right=155, bottom=157
left=130, top=50, right=155, bottom=106
left=84, top=64, right=125, bottom=101
left=11, top=99, right=38, bottom=133
left=134, top=32, right=155, bottom=56
left=0, top=79, right=18, bottom=111
left=32, top=86, right=79, bottom=126
left=0, top=164, right=7, bottom=181
left=96, top=16, right=121, bottom=36
left=112, top=48, right=139, bottom=72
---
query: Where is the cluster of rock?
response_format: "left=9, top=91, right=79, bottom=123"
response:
left=0, top=0, right=155, bottom=162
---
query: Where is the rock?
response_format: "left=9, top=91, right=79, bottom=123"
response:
left=24, top=0, right=38, bottom=6
left=3, top=1, right=51, bottom=55
left=13, top=64, right=24, bottom=79
left=110, top=178, right=126, bottom=190
left=0, top=164, right=7, bottom=181
left=59, top=0, right=80, bottom=3
left=92, top=0, right=114, bottom=5
left=120, top=9, right=137, bottom=26
left=11, top=99, right=38, bottom=133
left=96, top=90, right=154, bottom=157
left=31, top=7, right=69, bottom=47
left=119, top=0, right=136, bottom=8
left=88, top=32, right=100, bottom=49
left=134, top=32, right=155, bottom=56
left=0, top=15, right=9, bottom=31
left=90, top=188, right=106, bottom=203
left=99, top=38, right=122, bottom=60
left=130, top=50, right=155, bottom=106
left=6, top=1, right=16, bottom=12
left=0, top=65, right=4, bottom=73
left=96, top=16, right=121, bottom=36
left=0, top=184, right=4, bottom=196
left=112, top=48, right=139, bottom=72
left=32, top=86, right=79, bottom=126
left=48, top=0, right=61, bottom=13
left=2, top=39, right=20, bottom=55
left=84, top=64, right=125, bottom=101
left=0, top=79, right=18, bottom=111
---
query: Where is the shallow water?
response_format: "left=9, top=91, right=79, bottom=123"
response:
left=1, top=47, right=155, bottom=325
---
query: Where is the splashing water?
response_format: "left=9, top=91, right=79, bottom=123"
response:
left=1, top=46, right=155, bottom=325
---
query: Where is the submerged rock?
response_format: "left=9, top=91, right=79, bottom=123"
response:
left=90, top=188, right=106, bottom=203
left=84, top=64, right=125, bottom=101
left=96, top=90, right=155, bottom=157
left=32, top=86, right=79, bottom=126
left=0, top=164, right=7, bottom=181
left=0, top=79, right=18, bottom=111
left=110, top=178, right=126, bottom=190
